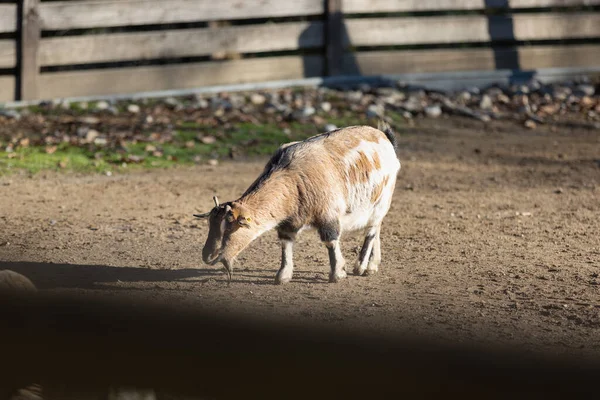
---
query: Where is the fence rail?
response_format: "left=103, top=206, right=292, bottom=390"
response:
left=0, top=0, right=599, bottom=102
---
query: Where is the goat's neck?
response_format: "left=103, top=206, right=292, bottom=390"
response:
left=238, top=175, right=294, bottom=232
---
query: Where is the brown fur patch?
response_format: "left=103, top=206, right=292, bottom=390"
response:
left=371, top=176, right=390, bottom=203
left=348, top=151, right=373, bottom=185
left=323, top=126, right=384, bottom=159
left=372, top=152, right=381, bottom=169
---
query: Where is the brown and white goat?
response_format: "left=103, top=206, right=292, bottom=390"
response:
left=194, top=124, right=401, bottom=283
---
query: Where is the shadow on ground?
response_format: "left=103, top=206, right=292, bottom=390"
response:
left=0, top=261, right=220, bottom=290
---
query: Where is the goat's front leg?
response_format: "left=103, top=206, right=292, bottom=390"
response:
left=319, top=221, right=347, bottom=283
left=275, top=231, right=296, bottom=284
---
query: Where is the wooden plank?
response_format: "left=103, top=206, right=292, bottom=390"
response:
left=326, top=0, right=344, bottom=76
left=0, top=40, right=16, bottom=69
left=38, top=22, right=323, bottom=66
left=342, top=44, right=600, bottom=75
left=39, top=0, right=324, bottom=30
left=0, top=76, right=16, bottom=102
left=19, top=0, right=40, bottom=101
left=342, top=0, right=600, bottom=13
left=0, top=4, right=17, bottom=33
left=37, top=56, right=324, bottom=99
left=345, top=13, right=600, bottom=47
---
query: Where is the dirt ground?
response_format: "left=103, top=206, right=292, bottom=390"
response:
left=1, top=116, right=599, bottom=359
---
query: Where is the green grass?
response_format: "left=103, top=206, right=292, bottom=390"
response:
left=0, top=114, right=403, bottom=176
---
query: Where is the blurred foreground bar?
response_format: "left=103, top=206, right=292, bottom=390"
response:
left=0, top=290, right=598, bottom=400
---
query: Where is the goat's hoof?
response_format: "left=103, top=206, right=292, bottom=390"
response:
left=353, top=266, right=366, bottom=276
left=329, top=269, right=347, bottom=283
left=275, top=276, right=292, bottom=285
left=364, top=261, right=380, bottom=276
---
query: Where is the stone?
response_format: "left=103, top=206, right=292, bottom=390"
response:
left=479, top=94, right=493, bottom=110
left=127, top=104, right=140, bottom=113
left=424, top=105, right=442, bottom=118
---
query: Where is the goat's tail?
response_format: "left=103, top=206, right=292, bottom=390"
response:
left=377, top=120, right=397, bottom=149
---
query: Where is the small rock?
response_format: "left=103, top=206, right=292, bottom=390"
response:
left=0, top=109, right=21, bottom=120
left=95, top=100, right=110, bottom=110
left=49, top=219, right=57, bottom=226
left=105, top=171, right=113, bottom=177
left=497, top=94, right=510, bottom=104
left=250, top=93, right=266, bottom=105
left=320, top=101, right=332, bottom=113
left=302, top=106, right=316, bottom=117
left=324, top=124, right=338, bottom=132
left=366, top=104, right=384, bottom=118
left=127, top=104, right=141, bottom=113
left=554, top=188, right=563, bottom=194
left=164, top=97, right=179, bottom=107
left=424, top=105, right=442, bottom=118
left=479, top=94, right=493, bottom=110
left=524, top=120, right=537, bottom=129
left=85, top=129, right=99, bottom=143
left=195, top=98, right=209, bottom=109
left=200, top=135, right=216, bottom=144
left=0, top=270, right=37, bottom=293
left=208, top=159, right=219, bottom=166
left=79, top=116, right=100, bottom=125
left=94, top=137, right=107, bottom=146
left=459, top=91, right=471, bottom=101
left=539, top=104, right=559, bottom=115
left=580, top=96, right=594, bottom=108
left=575, top=84, right=595, bottom=97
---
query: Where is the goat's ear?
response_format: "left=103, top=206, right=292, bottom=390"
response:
left=237, top=215, right=252, bottom=227
left=193, top=212, right=211, bottom=219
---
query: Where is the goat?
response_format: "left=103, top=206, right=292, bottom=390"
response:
left=194, top=123, right=401, bottom=284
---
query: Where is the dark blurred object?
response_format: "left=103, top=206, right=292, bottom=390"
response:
left=0, top=290, right=598, bottom=400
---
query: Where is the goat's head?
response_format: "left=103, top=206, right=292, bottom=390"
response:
left=194, top=196, right=255, bottom=278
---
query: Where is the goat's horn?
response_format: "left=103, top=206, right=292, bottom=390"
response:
left=213, top=196, right=219, bottom=207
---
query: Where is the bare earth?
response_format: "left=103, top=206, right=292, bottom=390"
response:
left=1, top=117, right=599, bottom=359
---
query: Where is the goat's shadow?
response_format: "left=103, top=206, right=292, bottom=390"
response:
left=0, top=262, right=329, bottom=290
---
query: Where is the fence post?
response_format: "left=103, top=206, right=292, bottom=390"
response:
left=18, top=0, right=40, bottom=101
left=326, top=0, right=343, bottom=76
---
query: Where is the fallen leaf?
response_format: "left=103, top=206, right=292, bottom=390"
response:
left=45, top=145, right=57, bottom=154
left=145, top=144, right=157, bottom=152
left=58, top=159, right=68, bottom=168
left=185, top=140, right=195, bottom=148
left=19, top=138, right=30, bottom=147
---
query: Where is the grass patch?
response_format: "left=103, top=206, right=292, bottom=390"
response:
left=0, top=114, right=404, bottom=176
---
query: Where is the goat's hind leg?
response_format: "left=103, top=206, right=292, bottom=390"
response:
left=318, top=221, right=347, bottom=283
left=353, top=226, right=378, bottom=276
left=365, top=225, right=381, bottom=275
left=275, top=230, right=297, bottom=284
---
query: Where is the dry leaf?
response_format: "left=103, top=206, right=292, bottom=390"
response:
left=185, top=140, right=195, bottom=148
left=19, top=138, right=30, bottom=147
left=145, top=144, right=157, bottom=152
left=58, top=159, right=68, bottom=168
left=45, top=145, right=57, bottom=154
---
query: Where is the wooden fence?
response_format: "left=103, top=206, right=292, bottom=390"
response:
left=0, top=0, right=599, bottom=102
